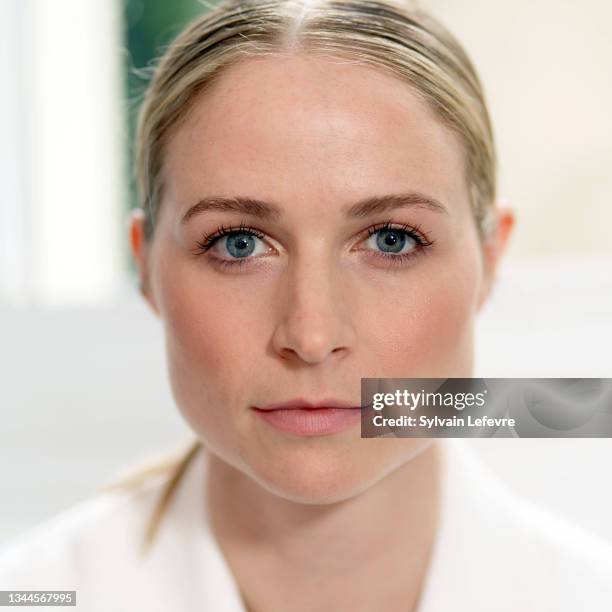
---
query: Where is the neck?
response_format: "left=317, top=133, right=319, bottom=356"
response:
left=206, top=442, right=442, bottom=612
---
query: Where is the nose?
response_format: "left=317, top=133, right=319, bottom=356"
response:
left=271, top=255, right=356, bottom=365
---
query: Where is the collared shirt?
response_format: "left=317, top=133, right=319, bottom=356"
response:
left=1, top=439, right=611, bottom=611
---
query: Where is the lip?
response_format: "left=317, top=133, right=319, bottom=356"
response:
left=251, top=397, right=363, bottom=436
left=254, top=397, right=362, bottom=411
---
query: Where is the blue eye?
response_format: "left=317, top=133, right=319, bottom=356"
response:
left=371, top=228, right=416, bottom=254
left=365, top=226, right=421, bottom=256
left=361, top=221, right=433, bottom=266
left=224, top=232, right=258, bottom=258
left=194, top=220, right=433, bottom=271
left=193, top=223, right=269, bottom=269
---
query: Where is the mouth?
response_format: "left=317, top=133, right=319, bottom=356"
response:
left=250, top=397, right=363, bottom=436
left=253, top=397, right=363, bottom=411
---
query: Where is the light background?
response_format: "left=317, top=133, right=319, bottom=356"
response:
left=0, top=0, right=611, bottom=548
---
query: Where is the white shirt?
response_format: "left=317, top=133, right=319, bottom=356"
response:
left=1, top=440, right=611, bottom=611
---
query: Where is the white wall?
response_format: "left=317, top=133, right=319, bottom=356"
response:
left=425, top=0, right=612, bottom=259
left=0, top=0, right=125, bottom=307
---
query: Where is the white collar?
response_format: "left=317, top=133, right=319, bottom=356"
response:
left=154, top=439, right=606, bottom=611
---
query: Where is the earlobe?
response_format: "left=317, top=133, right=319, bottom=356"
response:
left=477, top=205, right=516, bottom=312
left=128, top=208, right=146, bottom=269
left=493, top=205, right=516, bottom=262
left=127, top=208, right=160, bottom=316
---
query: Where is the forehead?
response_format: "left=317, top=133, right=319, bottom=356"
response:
left=162, top=54, right=469, bottom=213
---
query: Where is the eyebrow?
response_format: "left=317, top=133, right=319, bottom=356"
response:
left=181, top=191, right=448, bottom=224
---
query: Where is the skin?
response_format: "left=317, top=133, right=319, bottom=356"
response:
left=130, top=54, right=514, bottom=611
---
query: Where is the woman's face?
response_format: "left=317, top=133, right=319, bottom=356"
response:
left=132, top=54, right=502, bottom=503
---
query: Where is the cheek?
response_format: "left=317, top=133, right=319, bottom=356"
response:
left=163, top=284, right=256, bottom=377
left=153, top=255, right=270, bottom=439
left=368, top=251, right=482, bottom=377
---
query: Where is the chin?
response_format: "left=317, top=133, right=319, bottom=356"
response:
left=244, top=439, right=426, bottom=505
left=253, top=467, right=373, bottom=505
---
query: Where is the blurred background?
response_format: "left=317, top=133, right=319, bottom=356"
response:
left=0, top=0, right=611, bottom=547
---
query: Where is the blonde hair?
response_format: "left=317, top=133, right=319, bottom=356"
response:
left=136, top=0, right=497, bottom=243
left=130, top=0, right=499, bottom=554
left=99, top=438, right=203, bottom=556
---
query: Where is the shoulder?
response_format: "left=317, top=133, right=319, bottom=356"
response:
left=0, top=441, right=242, bottom=612
left=494, top=485, right=612, bottom=610
left=429, top=440, right=612, bottom=611
left=0, top=472, right=167, bottom=590
left=0, top=442, right=203, bottom=598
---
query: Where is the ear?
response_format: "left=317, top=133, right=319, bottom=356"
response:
left=127, top=208, right=160, bottom=317
left=477, top=204, right=516, bottom=312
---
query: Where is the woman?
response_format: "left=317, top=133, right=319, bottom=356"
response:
left=1, top=0, right=611, bottom=610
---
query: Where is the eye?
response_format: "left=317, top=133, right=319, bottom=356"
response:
left=193, top=223, right=273, bottom=269
left=367, top=227, right=415, bottom=253
left=220, top=231, right=262, bottom=259
left=360, top=221, right=433, bottom=265
left=194, top=220, right=434, bottom=271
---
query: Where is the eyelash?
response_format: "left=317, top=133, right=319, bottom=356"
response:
left=363, top=220, right=434, bottom=267
left=193, top=222, right=267, bottom=271
left=193, top=219, right=434, bottom=270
